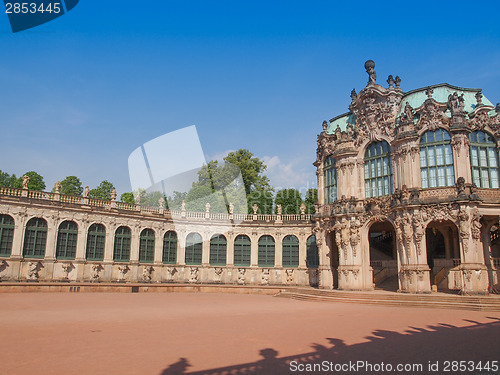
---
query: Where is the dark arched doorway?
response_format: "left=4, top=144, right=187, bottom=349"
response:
left=369, top=220, right=397, bottom=291
left=426, top=221, right=460, bottom=291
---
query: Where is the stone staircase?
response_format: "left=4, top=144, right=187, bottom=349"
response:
left=275, top=287, right=500, bottom=311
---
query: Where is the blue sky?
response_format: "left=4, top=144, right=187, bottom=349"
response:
left=1, top=1, right=499, bottom=196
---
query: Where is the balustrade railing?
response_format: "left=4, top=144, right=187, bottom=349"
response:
left=0, top=186, right=311, bottom=222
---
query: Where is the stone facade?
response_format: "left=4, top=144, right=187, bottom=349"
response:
left=314, top=61, right=500, bottom=294
left=0, top=187, right=318, bottom=287
left=1, top=61, right=499, bottom=296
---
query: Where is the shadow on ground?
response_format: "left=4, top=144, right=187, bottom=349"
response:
left=160, top=317, right=500, bottom=375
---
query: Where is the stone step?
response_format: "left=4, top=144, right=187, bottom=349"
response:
left=275, top=289, right=500, bottom=311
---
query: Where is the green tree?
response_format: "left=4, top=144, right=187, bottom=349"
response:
left=0, top=170, right=21, bottom=188
left=304, top=188, right=318, bottom=214
left=224, top=149, right=270, bottom=195
left=120, top=192, right=135, bottom=204
left=166, top=191, right=187, bottom=210
left=89, top=180, right=115, bottom=200
left=60, top=176, right=83, bottom=196
left=275, top=188, right=303, bottom=214
left=21, top=171, right=46, bottom=191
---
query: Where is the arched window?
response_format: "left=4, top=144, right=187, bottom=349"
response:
left=364, top=141, right=393, bottom=198
left=234, top=234, right=251, bottom=267
left=185, top=232, right=202, bottom=265
left=258, top=235, right=275, bottom=267
left=282, top=235, right=299, bottom=267
left=469, top=131, right=499, bottom=188
left=209, top=234, right=227, bottom=266
left=23, top=218, right=47, bottom=259
left=420, top=129, right=455, bottom=188
left=163, top=231, right=177, bottom=264
left=0, top=214, right=14, bottom=257
left=86, top=223, right=105, bottom=261
left=324, top=156, right=337, bottom=204
left=56, top=221, right=78, bottom=260
left=139, top=229, right=155, bottom=263
left=113, top=226, right=131, bottom=262
left=306, top=235, right=319, bottom=268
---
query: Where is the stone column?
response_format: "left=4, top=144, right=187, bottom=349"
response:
left=317, top=230, right=333, bottom=289
left=75, top=221, right=88, bottom=262
left=10, top=213, right=27, bottom=259
left=298, top=233, right=307, bottom=268
left=130, top=226, right=141, bottom=264
left=103, top=223, right=116, bottom=263
left=250, top=232, right=258, bottom=267
left=202, top=233, right=210, bottom=266
left=275, top=233, right=282, bottom=268
left=154, top=230, right=163, bottom=265
left=44, top=219, right=58, bottom=260
left=316, top=165, right=325, bottom=204
left=451, top=132, right=472, bottom=183
left=226, top=232, right=234, bottom=266
left=177, top=230, right=186, bottom=266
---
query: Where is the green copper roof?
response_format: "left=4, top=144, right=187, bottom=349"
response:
left=327, top=112, right=355, bottom=134
left=326, top=84, right=496, bottom=134
left=399, top=83, right=495, bottom=117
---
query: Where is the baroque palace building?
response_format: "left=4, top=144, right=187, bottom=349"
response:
left=0, top=61, right=499, bottom=294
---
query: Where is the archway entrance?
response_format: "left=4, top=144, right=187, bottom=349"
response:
left=327, top=232, right=339, bottom=289
left=369, top=220, right=397, bottom=291
left=426, top=221, right=459, bottom=291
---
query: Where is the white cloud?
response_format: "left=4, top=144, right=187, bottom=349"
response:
left=261, top=155, right=317, bottom=196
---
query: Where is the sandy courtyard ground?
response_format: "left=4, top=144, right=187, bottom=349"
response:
left=1, top=292, right=499, bottom=375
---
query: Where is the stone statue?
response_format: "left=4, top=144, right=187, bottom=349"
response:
left=27, top=261, right=39, bottom=281
left=350, top=88, right=357, bottom=101
left=365, top=60, right=376, bottom=85
left=84, top=186, right=89, bottom=198
left=142, top=266, right=153, bottom=282
left=91, top=264, right=101, bottom=282
left=237, top=268, right=246, bottom=285
left=22, top=175, right=29, bottom=189
left=181, top=200, right=186, bottom=211
left=158, top=196, right=165, bottom=207
left=54, top=181, right=61, bottom=194
left=387, top=75, right=395, bottom=88
left=276, top=204, right=282, bottom=215
left=205, top=202, right=211, bottom=213
left=111, top=189, right=117, bottom=201
left=475, top=91, right=483, bottom=105
left=455, top=177, right=466, bottom=197
left=252, top=204, right=258, bottom=215
left=425, top=87, right=434, bottom=98
left=404, top=102, right=414, bottom=120
left=229, top=202, right=234, bottom=214
left=395, top=76, right=401, bottom=88
left=300, top=202, right=306, bottom=215
left=135, top=192, right=141, bottom=205
left=322, top=120, right=328, bottom=132
left=61, top=263, right=72, bottom=279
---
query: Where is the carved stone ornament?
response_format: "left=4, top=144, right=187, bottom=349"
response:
left=285, top=268, right=294, bottom=283
left=91, top=264, right=102, bottom=282
left=450, top=134, right=470, bottom=157
left=214, top=267, right=223, bottom=282
left=350, top=87, right=401, bottom=145
left=189, top=267, right=198, bottom=283
left=61, top=263, right=72, bottom=279
left=118, top=265, right=129, bottom=281
left=237, top=268, right=246, bottom=285
left=261, top=268, right=270, bottom=285
left=416, top=99, right=449, bottom=131
left=27, top=261, right=39, bottom=281
left=142, top=266, right=153, bottom=282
